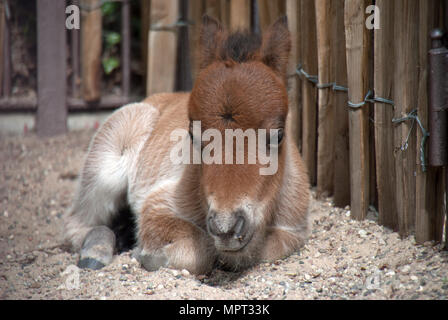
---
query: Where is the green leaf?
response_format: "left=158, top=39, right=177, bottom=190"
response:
left=101, top=2, right=118, bottom=16
left=105, top=32, right=121, bottom=48
left=102, top=57, right=120, bottom=75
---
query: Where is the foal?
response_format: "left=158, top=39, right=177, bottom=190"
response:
left=64, top=15, right=310, bottom=274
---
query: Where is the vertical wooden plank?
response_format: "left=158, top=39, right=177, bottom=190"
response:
left=36, top=0, right=67, bottom=136
left=258, top=0, right=285, bottom=32
left=416, top=0, right=439, bottom=243
left=286, top=0, right=301, bottom=150
left=81, top=0, right=102, bottom=102
left=344, top=0, right=370, bottom=220
left=393, top=0, right=419, bottom=236
left=219, top=0, right=230, bottom=28
left=0, top=1, right=5, bottom=96
left=204, top=0, right=221, bottom=19
left=121, top=0, right=131, bottom=97
left=315, top=0, right=334, bottom=198
left=141, top=0, right=151, bottom=88
left=188, top=0, right=205, bottom=83
left=146, top=0, right=179, bottom=95
left=300, top=0, right=318, bottom=186
left=374, top=0, right=397, bottom=230
left=175, top=0, right=193, bottom=91
left=229, top=0, right=250, bottom=31
left=445, top=168, right=448, bottom=248
left=332, top=0, right=350, bottom=207
left=1, top=1, right=10, bottom=97
left=435, top=168, right=446, bottom=242
left=71, top=0, right=81, bottom=98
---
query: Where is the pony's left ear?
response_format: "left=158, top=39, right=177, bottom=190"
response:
left=260, top=16, right=291, bottom=77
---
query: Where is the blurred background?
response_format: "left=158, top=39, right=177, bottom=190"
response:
left=0, top=0, right=447, bottom=245
left=0, top=0, right=288, bottom=135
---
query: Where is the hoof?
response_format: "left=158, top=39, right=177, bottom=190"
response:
left=78, top=226, right=115, bottom=270
left=78, top=257, right=106, bottom=270
left=137, top=249, right=168, bottom=271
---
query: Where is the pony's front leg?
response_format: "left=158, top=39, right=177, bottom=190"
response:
left=260, top=226, right=308, bottom=262
left=136, top=210, right=216, bottom=275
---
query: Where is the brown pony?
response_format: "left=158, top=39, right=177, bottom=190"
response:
left=63, top=15, right=310, bottom=274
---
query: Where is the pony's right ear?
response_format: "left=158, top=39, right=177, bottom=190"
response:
left=199, top=15, right=225, bottom=69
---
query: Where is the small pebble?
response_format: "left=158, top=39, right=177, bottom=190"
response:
left=401, top=265, right=411, bottom=274
left=181, top=269, right=190, bottom=277
left=358, top=230, right=368, bottom=238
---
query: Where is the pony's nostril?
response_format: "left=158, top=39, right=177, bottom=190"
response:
left=233, top=216, right=245, bottom=239
left=207, top=216, right=219, bottom=236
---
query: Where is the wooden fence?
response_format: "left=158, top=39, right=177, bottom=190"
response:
left=0, top=0, right=447, bottom=245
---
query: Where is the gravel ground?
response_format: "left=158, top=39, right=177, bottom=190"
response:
left=1, top=130, right=448, bottom=300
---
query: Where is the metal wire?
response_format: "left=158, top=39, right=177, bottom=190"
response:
left=392, top=109, right=430, bottom=172
left=294, top=63, right=429, bottom=172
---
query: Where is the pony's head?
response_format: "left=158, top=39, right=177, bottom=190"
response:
left=188, top=15, right=291, bottom=269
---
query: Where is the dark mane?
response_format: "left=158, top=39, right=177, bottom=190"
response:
left=219, top=30, right=261, bottom=63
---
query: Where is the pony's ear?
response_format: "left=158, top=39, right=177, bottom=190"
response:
left=199, top=14, right=225, bottom=69
left=260, top=16, right=291, bottom=77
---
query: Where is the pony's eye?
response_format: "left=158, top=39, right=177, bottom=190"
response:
left=268, top=128, right=284, bottom=146
left=188, top=122, right=194, bottom=140
left=277, top=128, right=284, bottom=144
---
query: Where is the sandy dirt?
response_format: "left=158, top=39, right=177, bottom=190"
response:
left=1, top=130, right=448, bottom=300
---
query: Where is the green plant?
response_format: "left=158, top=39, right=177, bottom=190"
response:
left=101, top=2, right=121, bottom=75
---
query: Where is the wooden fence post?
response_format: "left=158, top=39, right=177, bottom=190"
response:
left=146, top=0, right=179, bottom=95
left=175, top=0, right=192, bottom=91
left=188, top=0, right=204, bottom=83
left=81, top=0, right=102, bottom=102
left=141, top=0, right=151, bottom=88
left=300, top=0, right=318, bottom=186
left=0, top=1, right=4, bottom=96
left=1, top=0, right=11, bottom=97
left=36, top=0, right=67, bottom=136
left=415, top=0, right=440, bottom=243
left=286, top=0, right=301, bottom=150
left=229, top=0, right=250, bottom=31
left=374, top=0, right=397, bottom=230
left=121, top=0, right=131, bottom=97
left=393, top=0, right=419, bottom=236
left=332, top=0, right=350, bottom=207
left=344, top=0, right=370, bottom=220
left=258, top=0, right=285, bottom=32
left=315, top=0, right=334, bottom=198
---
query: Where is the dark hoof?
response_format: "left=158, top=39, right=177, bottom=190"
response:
left=78, top=257, right=106, bottom=270
left=78, top=226, right=115, bottom=270
left=137, top=250, right=168, bottom=271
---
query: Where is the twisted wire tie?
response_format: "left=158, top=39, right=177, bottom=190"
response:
left=392, top=109, right=430, bottom=172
